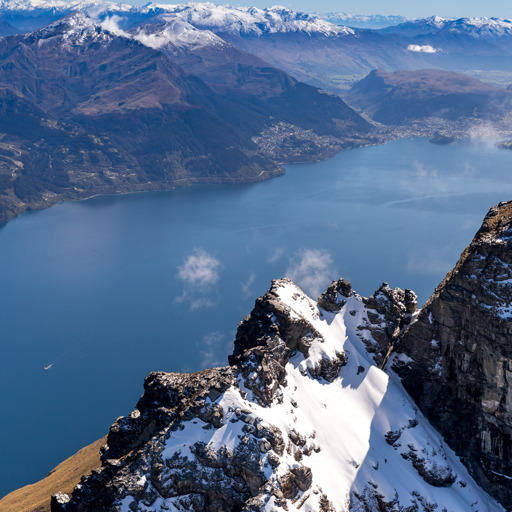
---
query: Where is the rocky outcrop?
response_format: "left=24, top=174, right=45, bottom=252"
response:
left=395, top=200, right=512, bottom=508
left=51, top=279, right=342, bottom=512
left=317, top=278, right=354, bottom=312
left=317, top=278, right=418, bottom=365
left=362, top=283, right=417, bottom=365
left=230, top=278, right=335, bottom=406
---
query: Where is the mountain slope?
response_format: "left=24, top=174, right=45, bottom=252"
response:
left=2, top=3, right=512, bottom=94
left=50, top=275, right=503, bottom=511
left=0, top=12, right=282, bottom=221
left=0, top=437, right=105, bottom=512
left=346, top=69, right=512, bottom=125
left=0, top=11, right=371, bottom=222
left=128, top=17, right=370, bottom=149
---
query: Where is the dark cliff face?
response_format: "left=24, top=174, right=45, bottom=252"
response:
left=396, top=200, right=512, bottom=508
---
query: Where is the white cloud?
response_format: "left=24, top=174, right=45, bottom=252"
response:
left=97, top=14, right=162, bottom=48
left=285, top=249, right=335, bottom=298
left=199, top=332, right=228, bottom=368
left=468, top=123, right=502, bottom=149
left=268, top=247, right=285, bottom=263
left=241, top=271, right=256, bottom=298
left=100, top=15, right=131, bottom=38
left=174, top=294, right=219, bottom=311
left=175, top=249, right=221, bottom=310
left=407, top=44, right=438, bottom=53
left=134, top=32, right=168, bottom=49
left=177, top=248, right=221, bottom=286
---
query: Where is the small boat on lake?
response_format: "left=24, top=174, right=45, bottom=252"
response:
left=44, top=363, right=53, bottom=371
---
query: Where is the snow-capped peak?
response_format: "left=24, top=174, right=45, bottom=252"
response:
left=131, top=15, right=228, bottom=51
left=425, top=15, right=451, bottom=27
left=25, top=10, right=116, bottom=48
left=0, top=0, right=133, bottom=13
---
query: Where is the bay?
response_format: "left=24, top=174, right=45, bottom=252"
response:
left=1, top=137, right=511, bottom=497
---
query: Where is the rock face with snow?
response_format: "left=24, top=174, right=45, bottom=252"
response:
left=396, top=200, right=512, bottom=508
left=51, top=267, right=505, bottom=510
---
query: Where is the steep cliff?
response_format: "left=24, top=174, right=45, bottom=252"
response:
left=396, top=200, right=512, bottom=508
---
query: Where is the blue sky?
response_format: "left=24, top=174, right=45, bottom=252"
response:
left=129, top=0, right=512, bottom=19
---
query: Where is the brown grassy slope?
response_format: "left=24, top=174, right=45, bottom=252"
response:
left=0, top=437, right=106, bottom=512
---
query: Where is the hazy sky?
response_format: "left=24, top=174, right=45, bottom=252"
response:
left=129, top=0, right=512, bottom=19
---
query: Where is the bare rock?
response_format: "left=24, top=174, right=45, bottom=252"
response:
left=396, top=200, right=512, bottom=508
left=317, top=278, right=353, bottom=312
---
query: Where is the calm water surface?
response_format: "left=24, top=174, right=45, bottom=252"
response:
left=1, top=137, right=511, bottom=496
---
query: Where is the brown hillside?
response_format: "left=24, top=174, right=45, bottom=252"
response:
left=0, top=437, right=105, bottom=512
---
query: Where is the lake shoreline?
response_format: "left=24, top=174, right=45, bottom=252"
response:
left=3, top=118, right=512, bottom=228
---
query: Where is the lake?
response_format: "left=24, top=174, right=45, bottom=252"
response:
left=1, top=137, right=511, bottom=497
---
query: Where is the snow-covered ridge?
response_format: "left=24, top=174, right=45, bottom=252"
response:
left=131, top=16, right=229, bottom=51
left=135, top=3, right=355, bottom=36
left=18, top=8, right=225, bottom=53
left=54, top=277, right=504, bottom=512
left=0, top=0, right=355, bottom=37
left=25, top=10, right=115, bottom=47
left=316, top=12, right=412, bottom=29
left=21, top=9, right=233, bottom=55
left=384, top=14, right=512, bottom=39
left=9, top=2, right=359, bottom=53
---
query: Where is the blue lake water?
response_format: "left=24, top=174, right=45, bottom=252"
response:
left=1, top=137, right=512, bottom=497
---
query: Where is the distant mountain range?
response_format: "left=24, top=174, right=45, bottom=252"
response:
left=346, top=69, right=512, bottom=125
left=0, top=5, right=372, bottom=222
left=1, top=2, right=512, bottom=92
left=380, top=15, right=512, bottom=38
left=1, top=1, right=512, bottom=223
left=316, top=12, right=412, bottom=29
